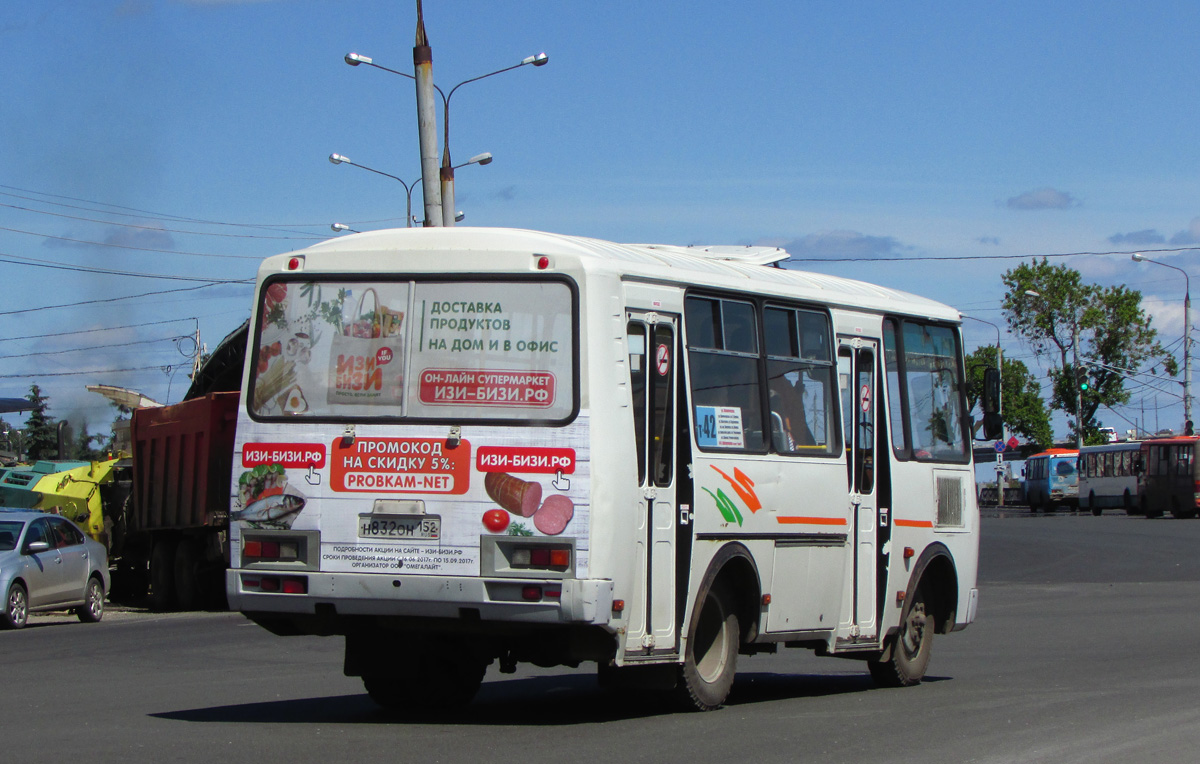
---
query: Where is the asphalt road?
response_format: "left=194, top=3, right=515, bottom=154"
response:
left=5, top=513, right=1200, bottom=764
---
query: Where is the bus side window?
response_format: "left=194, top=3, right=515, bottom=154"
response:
left=685, top=296, right=765, bottom=451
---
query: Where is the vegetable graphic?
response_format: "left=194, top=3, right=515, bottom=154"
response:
left=482, top=509, right=510, bottom=533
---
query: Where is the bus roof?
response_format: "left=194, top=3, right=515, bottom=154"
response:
left=280, top=227, right=962, bottom=323
left=1027, top=448, right=1079, bottom=458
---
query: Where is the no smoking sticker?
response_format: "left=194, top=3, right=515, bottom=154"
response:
left=656, top=343, right=670, bottom=376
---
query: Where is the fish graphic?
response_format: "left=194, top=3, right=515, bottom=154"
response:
left=231, top=493, right=306, bottom=523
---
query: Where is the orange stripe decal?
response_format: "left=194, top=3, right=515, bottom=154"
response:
left=894, top=519, right=934, bottom=528
left=776, top=516, right=848, bottom=526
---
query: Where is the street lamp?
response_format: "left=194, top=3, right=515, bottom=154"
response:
left=964, top=315, right=1005, bottom=506
left=329, top=153, right=421, bottom=228
left=331, top=223, right=360, bottom=234
left=344, top=50, right=547, bottom=226
left=1132, top=252, right=1192, bottom=430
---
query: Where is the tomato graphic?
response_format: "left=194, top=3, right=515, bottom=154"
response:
left=482, top=509, right=510, bottom=533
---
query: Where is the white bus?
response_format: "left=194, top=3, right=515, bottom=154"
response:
left=226, top=228, right=988, bottom=711
left=1077, top=441, right=1142, bottom=515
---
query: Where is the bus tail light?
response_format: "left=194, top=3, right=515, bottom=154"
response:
left=510, top=545, right=572, bottom=571
left=522, top=586, right=543, bottom=601
left=242, top=574, right=308, bottom=594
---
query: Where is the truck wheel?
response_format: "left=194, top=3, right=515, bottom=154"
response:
left=2, top=582, right=28, bottom=629
left=869, top=585, right=932, bottom=687
left=677, top=579, right=739, bottom=711
left=174, top=538, right=200, bottom=611
left=148, top=539, right=175, bottom=611
left=76, top=576, right=105, bottom=623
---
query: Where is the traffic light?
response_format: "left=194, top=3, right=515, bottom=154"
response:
left=1075, top=365, right=1089, bottom=392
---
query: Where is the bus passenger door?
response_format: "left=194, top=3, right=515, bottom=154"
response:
left=838, top=340, right=878, bottom=642
left=626, top=312, right=681, bottom=656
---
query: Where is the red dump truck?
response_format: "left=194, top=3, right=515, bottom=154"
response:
left=106, top=392, right=239, bottom=610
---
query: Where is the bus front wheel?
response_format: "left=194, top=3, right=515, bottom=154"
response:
left=1089, top=492, right=1101, bottom=516
left=678, top=579, right=739, bottom=711
left=869, top=585, right=932, bottom=688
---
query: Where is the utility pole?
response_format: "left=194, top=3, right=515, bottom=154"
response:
left=413, top=0, right=442, bottom=226
left=1073, top=316, right=1083, bottom=450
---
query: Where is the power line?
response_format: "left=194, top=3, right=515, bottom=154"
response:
left=0, top=252, right=252, bottom=282
left=0, top=282, right=248, bottom=316
left=0, top=334, right=191, bottom=360
left=0, top=201, right=324, bottom=241
left=0, top=317, right=194, bottom=344
left=0, top=184, right=407, bottom=231
left=788, top=245, right=1200, bottom=264
left=0, top=364, right=167, bottom=379
left=0, top=226, right=263, bottom=260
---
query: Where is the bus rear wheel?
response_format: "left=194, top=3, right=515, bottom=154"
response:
left=678, top=579, right=739, bottom=711
left=869, top=586, right=932, bottom=688
left=362, top=638, right=486, bottom=711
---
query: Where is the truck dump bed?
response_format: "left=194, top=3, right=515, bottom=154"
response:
left=130, top=392, right=239, bottom=533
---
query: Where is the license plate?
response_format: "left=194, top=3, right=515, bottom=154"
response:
left=357, top=514, right=441, bottom=540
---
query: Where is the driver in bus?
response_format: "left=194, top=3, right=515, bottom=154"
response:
left=769, top=370, right=816, bottom=450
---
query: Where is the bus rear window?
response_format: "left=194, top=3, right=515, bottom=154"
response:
left=250, top=278, right=575, bottom=422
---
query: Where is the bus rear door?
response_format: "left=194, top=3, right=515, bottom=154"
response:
left=626, top=311, right=683, bottom=655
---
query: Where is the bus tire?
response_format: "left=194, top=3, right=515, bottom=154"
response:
left=1124, top=490, right=1137, bottom=515
left=678, top=579, right=739, bottom=711
left=1089, top=492, right=1101, bottom=516
left=363, top=638, right=486, bottom=711
left=869, top=585, right=932, bottom=688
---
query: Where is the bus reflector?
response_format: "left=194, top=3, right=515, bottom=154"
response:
left=761, top=594, right=772, bottom=606
left=544, top=588, right=561, bottom=598
left=903, top=547, right=915, bottom=560
left=261, top=578, right=280, bottom=592
left=522, top=586, right=542, bottom=601
left=612, top=599, right=625, bottom=612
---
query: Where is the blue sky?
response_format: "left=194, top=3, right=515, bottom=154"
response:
left=3, top=0, right=1199, bottom=440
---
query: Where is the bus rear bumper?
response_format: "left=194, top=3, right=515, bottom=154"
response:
left=226, top=569, right=614, bottom=627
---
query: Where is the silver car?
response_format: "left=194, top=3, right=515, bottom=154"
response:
left=0, top=510, right=109, bottom=629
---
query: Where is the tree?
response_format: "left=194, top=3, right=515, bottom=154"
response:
left=1002, top=259, right=1176, bottom=445
left=965, top=345, right=1053, bottom=447
left=23, top=384, right=57, bottom=461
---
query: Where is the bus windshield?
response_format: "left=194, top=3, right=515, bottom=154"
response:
left=249, top=277, right=576, bottom=422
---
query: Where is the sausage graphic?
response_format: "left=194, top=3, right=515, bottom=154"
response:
left=534, top=494, right=575, bottom=536
left=484, top=472, right=543, bottom=518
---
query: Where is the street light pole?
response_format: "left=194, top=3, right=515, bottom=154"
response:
left=1132, top=252, right=1192, bottom=430
left=437, top=52, right=547, bottom=226
left=329, top=153, right=420, bottom=227
left=412, top=0, right=442, bottom=226
left=345, top=47, right=547, bottom=227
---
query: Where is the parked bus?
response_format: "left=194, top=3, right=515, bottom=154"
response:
left=1023, top=449, right=1079, bottom=512
left=1077, top=442, right=1142, bottom=516
left=226, top=228, right=992, bottom=711
left=1140, top=436, right=1200, bottom=518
